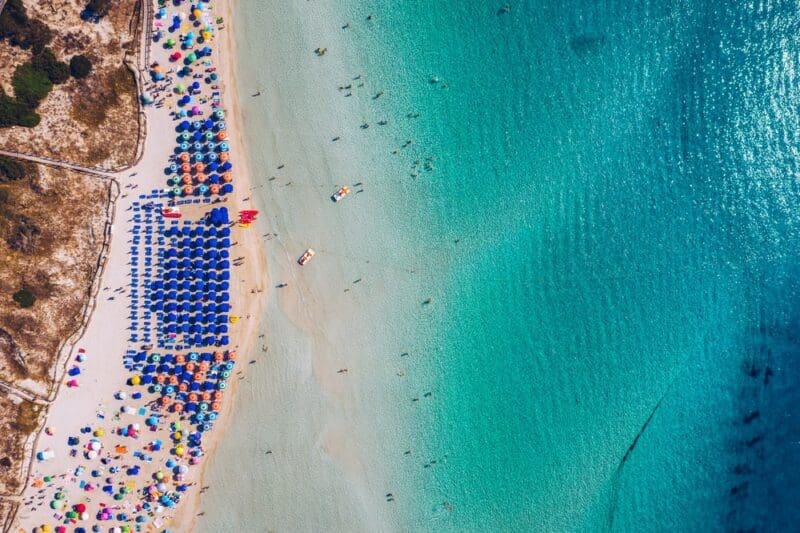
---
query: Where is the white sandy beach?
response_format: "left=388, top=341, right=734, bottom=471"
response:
left=15, top=1, right=267, bottom=529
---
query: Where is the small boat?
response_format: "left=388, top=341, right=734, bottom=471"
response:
left=331, top=186, right=351, bottom=202
left=298, top=248, right=315, bottom=266
left=162, top=206, right=182, bottom=218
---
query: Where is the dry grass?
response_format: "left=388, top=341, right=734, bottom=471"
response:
left=0, top=163, right=111, bottom=393
left=0, top=0, right=141, bottom=169
left=0, top=392, right=43, bottom=494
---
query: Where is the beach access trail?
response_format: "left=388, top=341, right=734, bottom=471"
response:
left=0, top=150, right=116, bottom=180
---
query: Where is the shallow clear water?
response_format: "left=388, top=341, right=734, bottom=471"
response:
left=206, top=0, right=800, bottom=531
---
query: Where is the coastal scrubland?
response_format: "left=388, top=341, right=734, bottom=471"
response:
left=0, top=0, right=140, bottom=169
left=0, top=161, right=112, bottom=397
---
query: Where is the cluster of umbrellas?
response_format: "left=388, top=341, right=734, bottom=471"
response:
left=127, top=350, right=237, bottom=433
left=167, top=112, right=233, bottom=196
left=147, top=221, right=233, bottom=347
left=32, top=4, right=234, bottom=533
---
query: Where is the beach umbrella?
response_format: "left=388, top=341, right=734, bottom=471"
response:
left=178, top=120, right=190, bottom=131
left=175, top=84, right=185, bottom=94
left=214, top=110, right=225, bottom=120
left=221, top=184, right=234, bottom=194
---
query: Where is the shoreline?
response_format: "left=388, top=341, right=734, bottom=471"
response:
left=167, top=0, right=268, bottom=527
left=193, top=1, right=434, bottom=531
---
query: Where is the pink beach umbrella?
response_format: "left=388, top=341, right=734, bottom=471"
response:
left=66, top=379, right=78, bottom=387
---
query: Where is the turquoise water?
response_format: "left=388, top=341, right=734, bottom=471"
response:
left=354, top=0, right=800, bottom=530
left=211, top=0, right=800, bottom=531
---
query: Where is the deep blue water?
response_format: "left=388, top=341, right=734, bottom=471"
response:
left=352, top=0, right=800, bottom=530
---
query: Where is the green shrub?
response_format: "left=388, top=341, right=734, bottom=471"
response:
left=32, top=48, right=70, bottom=84
left=86, top=0, right=111, bottom=17
left=0, top=92, right=31, bottom=127
left=17, top=111, right=40, bottom=127
left=0, top=156, right=26, bottom=181
left=12, top=288, right=35, bottom=308
left=69, top=55, right=92, bottom=79
left=0, top=0, right=53, bottom=54
left=12, top=63, right=52, bottom=108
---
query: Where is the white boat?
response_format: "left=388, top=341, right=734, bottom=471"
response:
left=331, top=186, right=351, bottom=202
left=298, top=248, right=315, bottom=265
